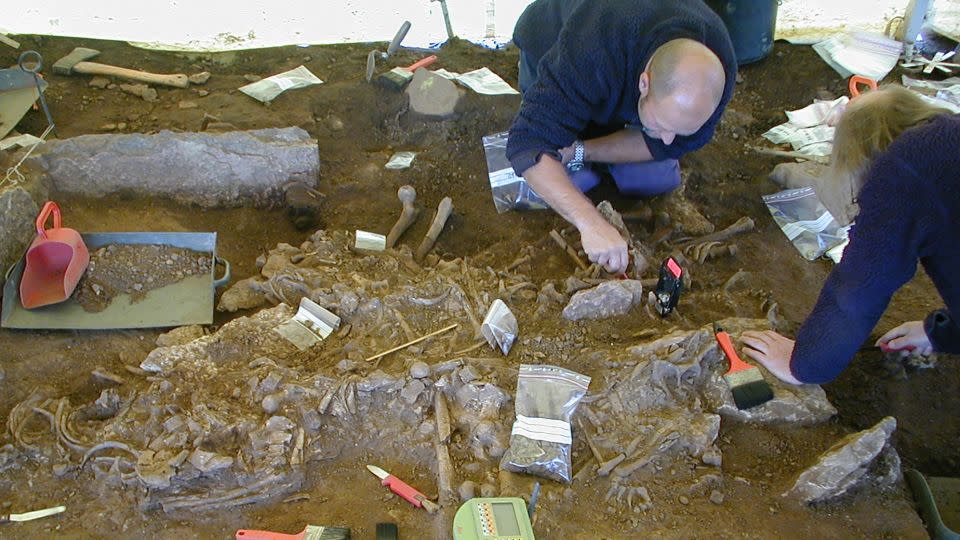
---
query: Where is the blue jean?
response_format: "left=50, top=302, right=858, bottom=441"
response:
left=520, top=50, right=681, bottom=197
left=570, top=161, right=681, bottom=197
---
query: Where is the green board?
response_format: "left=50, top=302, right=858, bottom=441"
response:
left=452, top=497, right=535, bottom=540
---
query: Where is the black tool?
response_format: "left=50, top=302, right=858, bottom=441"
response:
left=17, top=51, right=56, bottom=136
left=375, top=523, right=398, bottom=540
left=655, top=257, right=683, bottom=317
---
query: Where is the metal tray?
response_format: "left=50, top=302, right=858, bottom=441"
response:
left=1, top=232, right=230, bottom=330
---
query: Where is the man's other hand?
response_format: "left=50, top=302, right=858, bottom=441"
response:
left=877, top=321, right=933, bottom=355
left=580, top=219, right=628, bottom=273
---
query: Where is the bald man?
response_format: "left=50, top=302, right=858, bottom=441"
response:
left=507, top=0, right=737, bottom=274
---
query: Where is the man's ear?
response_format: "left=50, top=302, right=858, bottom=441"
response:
left=638, top=71, right=650, bottom=98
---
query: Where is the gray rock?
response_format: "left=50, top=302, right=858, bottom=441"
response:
left=260, top=371, right=283, bottom=393
left=405, top=69, right=460, bottom=120
left=88, top=76, right=111, bottom=89
left=0, top=188, right=39, bottom=290
left=189, top=71, right=211, bottom=85
left=156, top=325, right=205, bottom=347
left=705, top=370, right=837, bottom=425
left=480, top=483, right=497, bottom=498
left=302, top=409, right=322, bottom=434
left=188, top=449, right=234, bottom=474
left=458, top=480, right=477, bottom=501
left=218, top=277, right=268, bottom=312
left=262, top=394, right=281, bottom=414
left=784, top=416, right=897, bottom=504
left=358, top=370, right=404, bottom=393
left=701, top=449, right=722, bottom=467
left=401, top=379, right=426, bottom=404
left=562, top=280, right=644, bottom=321
left=29, top=128, right=319, bottom=208
left=118, top=83, right=158, bottom=102
left=709, top=490, right=724, bottom=505
left=409, top=361, right=430, bottom=379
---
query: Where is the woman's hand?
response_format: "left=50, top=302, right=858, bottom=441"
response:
left=877, top=321, right=933, bottom=355
left=740, top=330, right=803, bottom=385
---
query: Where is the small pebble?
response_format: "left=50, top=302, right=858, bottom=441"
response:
left=709, top=490, right=724, bottom=505
left=262, top=394, right=280, bottom=414
left=133, top=283, right=143, bottom=291
left=458, top=480, right=477, bottom=501
left=678, top=495, right=689, bottom=505
left=244, top=74, right=262, bottom=82
left=409, top=361, right=430, bottom=379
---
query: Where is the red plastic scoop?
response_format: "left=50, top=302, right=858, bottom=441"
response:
left=19, top=201, right=89, bottom=309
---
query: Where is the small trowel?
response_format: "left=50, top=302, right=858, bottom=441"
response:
left=0, top=505, right=66, bottom=525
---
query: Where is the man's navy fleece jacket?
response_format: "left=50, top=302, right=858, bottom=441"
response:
left=506, top=0, right=737, bottom=176
left=792, top=114, right=960, bottom=384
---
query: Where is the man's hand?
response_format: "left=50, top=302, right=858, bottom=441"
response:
left=740, top=330, right=803, bottom=385
left=579, top=218, right=628, bottom=274
left=558, top=143, right=575, bottom=166
left=877, top=321, right=933, bottom=355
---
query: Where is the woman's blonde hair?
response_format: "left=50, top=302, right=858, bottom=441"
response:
left=831, top=84, right=951, bottom=177
left=822, top=85, right=951, bottom=225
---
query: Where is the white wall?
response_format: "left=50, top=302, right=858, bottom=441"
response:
left=3, top=0, right=956, bottom=51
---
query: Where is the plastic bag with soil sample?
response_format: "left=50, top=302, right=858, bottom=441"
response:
left=500, top=364, right=591, bottom=483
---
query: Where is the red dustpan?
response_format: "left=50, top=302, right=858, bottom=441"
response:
left=19, top=201, right=90, bottom=309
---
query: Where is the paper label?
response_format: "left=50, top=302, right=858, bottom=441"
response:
left=272, top=77, right=297, bottom=91
left=511, top=415, right=572, bottom=445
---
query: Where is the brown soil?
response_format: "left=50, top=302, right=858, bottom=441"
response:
left=74, top=244, right=212, bottom=312
left=0, top=34, right=953, bottom=539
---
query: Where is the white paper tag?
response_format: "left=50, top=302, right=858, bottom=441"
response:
left=481, top=298, right=518, bottom=355
left=273, top=77, right=297, bottom=91
left=511, top=414, right=572, bottom=445
left=385, top=151, right=417, bottom=169
left=355, top=230, right=386, bottom=251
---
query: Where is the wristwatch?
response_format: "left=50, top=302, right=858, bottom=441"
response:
left=567, top=140, right=586, bottom=172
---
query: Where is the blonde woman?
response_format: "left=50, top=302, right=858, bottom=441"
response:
left=741, top=85, right=959, bottom=385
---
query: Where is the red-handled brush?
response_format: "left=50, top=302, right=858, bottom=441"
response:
left=714, top=323, right=774, bottom=409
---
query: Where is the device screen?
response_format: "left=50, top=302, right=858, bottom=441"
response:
left=491, top=502, right=521, bottom=535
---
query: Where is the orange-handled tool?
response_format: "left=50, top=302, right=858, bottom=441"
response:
left=402, top=55, right=438, bottom=72
left=367, top=464, right=440, bottom=513
left=848, top=75, right=877, bottom=97
left=714, top=323, right=753, bottom=374
left=235, top=524, right=351, bottom=540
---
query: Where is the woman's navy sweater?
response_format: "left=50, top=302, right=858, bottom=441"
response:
left=792, top=114, right=960, bottom=384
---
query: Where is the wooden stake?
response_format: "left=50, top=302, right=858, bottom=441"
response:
left=365, top=323, right=459, bottom=363
left=0, top=33, right=20, bottom=49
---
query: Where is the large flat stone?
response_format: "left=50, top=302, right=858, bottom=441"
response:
left=0, top=187, right=39, bottom=288
left=784, top=416, right=898, bottom=504
left=562, top=280, right=643, bottom=321
left=28, top=128, right=319, bottom=208
left=406, top=69, right=461, bottom=120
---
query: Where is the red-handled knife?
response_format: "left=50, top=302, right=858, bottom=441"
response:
left=366, top=464, right=439, bottom=513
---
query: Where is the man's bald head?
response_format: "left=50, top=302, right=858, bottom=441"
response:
left=637, top=39, right=726, bottom=141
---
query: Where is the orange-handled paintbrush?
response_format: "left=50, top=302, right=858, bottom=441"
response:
left=714, top=323, right=774, bottom=409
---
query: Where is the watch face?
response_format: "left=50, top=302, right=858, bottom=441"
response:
left=567, top=162, right=585, bottom=172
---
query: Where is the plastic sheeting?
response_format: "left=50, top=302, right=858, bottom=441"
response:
left=4, top=0, right=960, bottom=52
